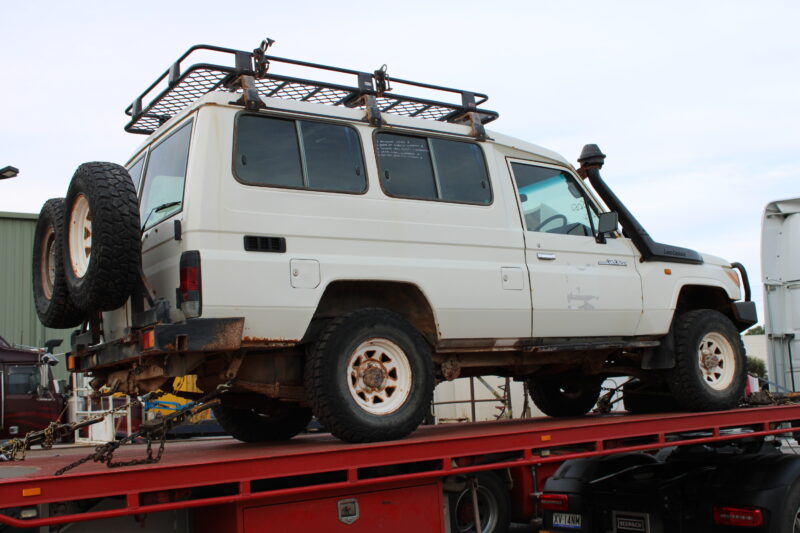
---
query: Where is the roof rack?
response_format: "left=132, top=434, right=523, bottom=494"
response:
left=124, top=40, right=499, bottom=138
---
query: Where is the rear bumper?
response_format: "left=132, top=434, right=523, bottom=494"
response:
left=70, top=317, right=245, bottom=372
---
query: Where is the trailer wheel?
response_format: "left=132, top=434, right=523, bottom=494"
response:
left=447, top=472, right=510, bottom=533
left=304, top=308, right=434, bottom=443
left=622, top=379, right=680, bottom=414
left=212, top=401, right=312, bottom=443
left=528, top=375, right=603, bottom=417
left=63, top=162, right=141, bottom=312
left=32, top=199, right=86, bottom=328
left=667, top=310, right=745, bottom=411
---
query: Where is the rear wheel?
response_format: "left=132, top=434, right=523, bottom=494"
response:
left=446, top=472, right=510, bottom=533
left=528, top=375, right=603, bottom=417
left=32, top=199, right=85, bottom=328
left=304, top=308, right=434, bottom=443
left=667, top=310, right=746, bottom=411
left=213, top=399, right=311, bottom=443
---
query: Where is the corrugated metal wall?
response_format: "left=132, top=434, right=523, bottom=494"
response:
left=0, top=211, right=73, bottom=379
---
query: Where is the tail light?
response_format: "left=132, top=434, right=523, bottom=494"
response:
left=713, top=506, right=764, bottom=527
left=539, top=493, right=570, bottom=511
left=178, top=250, right=202, bottom=318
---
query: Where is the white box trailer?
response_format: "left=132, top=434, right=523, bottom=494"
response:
left=763, top=197, right=800, bottom=391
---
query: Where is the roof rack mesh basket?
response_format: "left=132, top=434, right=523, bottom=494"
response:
left=125, top=43, right=499, bottom=135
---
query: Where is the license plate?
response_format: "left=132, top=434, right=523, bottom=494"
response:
left=613, top=511, right=649, bottom=532
left=552, top=512, right=582, bottom=529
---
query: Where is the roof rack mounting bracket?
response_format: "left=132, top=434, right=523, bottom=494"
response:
left=230, top=75, right=266, bottom=111
left=342, top=72, right=383, bottom=127
left=450, top=92, right=487, bottom=141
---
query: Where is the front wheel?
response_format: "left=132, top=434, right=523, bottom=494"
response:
left=304, top=308, right=434, bottom=443
left=528, top=375, right=603, bottom=417
left=446, top=472, right=510, bottom=533
left=667, top=310, right=746, bottom=411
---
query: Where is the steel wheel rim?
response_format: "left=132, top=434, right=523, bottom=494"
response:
left=698, top=332, right=736, bottom=391
left=454, top=486, right=499, bottom=533
left=68, top=194, right=92, bottom=278
left=347, top=338, right=412, bottom=415
left=41, top=226, right=56, bottom=299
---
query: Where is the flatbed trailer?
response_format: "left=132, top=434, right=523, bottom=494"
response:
left=3, top=404, right=800, bottom=532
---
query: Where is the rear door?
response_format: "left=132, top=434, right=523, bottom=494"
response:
left=138, top=119, right=194, bottom=311
left=509, top=160, right=643, bottom=337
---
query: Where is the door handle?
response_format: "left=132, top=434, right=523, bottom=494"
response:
left=537, top=253, right=556, bottom=261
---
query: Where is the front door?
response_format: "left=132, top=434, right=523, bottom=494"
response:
left=509, top=160, right=643, bottom=338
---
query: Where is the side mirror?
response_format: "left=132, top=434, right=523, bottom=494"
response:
left=44, top=339, right=63, bottom=354
left=37, top=363, right=50, bottom=397
left=596, top=211, right=618, bottom=244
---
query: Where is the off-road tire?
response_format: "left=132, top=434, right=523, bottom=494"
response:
left=32, top=199, right=85, bottom=328
left=667, top=309, right=746, bottom=411
left=777, top=476, right=800, bottom=533
left=528, top=375, right=603, bottom=417
left=446, top=471, right=510, bottom=533
left=622, top=378, right=680, bottom=414
left=304, top=308, right=434, bottom=443
left=212, top=401, right=312, bottom=443
left=63, top=162, right=141, bottom=312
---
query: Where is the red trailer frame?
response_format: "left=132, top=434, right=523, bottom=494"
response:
left=2, top=405, right=800, bottom=531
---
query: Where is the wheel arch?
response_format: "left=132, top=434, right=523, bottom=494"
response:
left=643, top=284, right=739, bottom=370
left=307, top=280, right=439, bottom=345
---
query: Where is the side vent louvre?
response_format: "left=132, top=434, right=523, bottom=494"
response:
left=244, top=236, right=286, bottom=253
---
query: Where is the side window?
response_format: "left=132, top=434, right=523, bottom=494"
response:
left=511, top=163, right=599, bottom=237
left=376, top=133, right=491, bottom=204
left=139, top=120, right=193, bottom=229
left=235, top=115, right=365, bottom=193
left=8, top=365, right=39, bottom=395
left=127, top=156, right=145, bottom=192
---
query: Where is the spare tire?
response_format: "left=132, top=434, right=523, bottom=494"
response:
left=63, top=162, right=141, bottom=312
left=32, top=199, right=86, bottom=328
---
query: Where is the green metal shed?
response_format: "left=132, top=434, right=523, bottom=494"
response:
left=0, top=211, right=73, bottom=379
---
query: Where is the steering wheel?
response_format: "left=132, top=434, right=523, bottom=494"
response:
left=533, top=214, right=568, bottom=232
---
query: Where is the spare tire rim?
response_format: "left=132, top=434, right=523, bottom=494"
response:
left=347, top=338, right=412, bottom=416
left=41, top=225, right=56, bottom=299
left=698, top=332, right=735, bottom=391
left=68, top=194, right=92, bottom=278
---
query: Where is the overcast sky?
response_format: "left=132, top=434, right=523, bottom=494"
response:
left=2, top=1, right=798, bottom=321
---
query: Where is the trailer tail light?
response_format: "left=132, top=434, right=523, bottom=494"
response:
left=178, top=251, right=202, bottom=318
left=539, top=493, right=570, bottom=511
left=713, top=506, right=764, bottom=527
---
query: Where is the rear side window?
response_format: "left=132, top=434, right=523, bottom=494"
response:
left=139, top=120, right=193, bottom=229
left=376, top=133, right=491, bottom=205
left=235, top=115, right=366, bottom=193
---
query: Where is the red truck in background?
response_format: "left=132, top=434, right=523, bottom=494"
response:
left=0, top=335, right=64, bottom=440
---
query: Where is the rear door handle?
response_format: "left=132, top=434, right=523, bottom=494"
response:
left=537, top=253, right=556, bottom=261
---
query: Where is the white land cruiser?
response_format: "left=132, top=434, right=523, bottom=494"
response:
left=33, top=41, right=757, bottom=443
